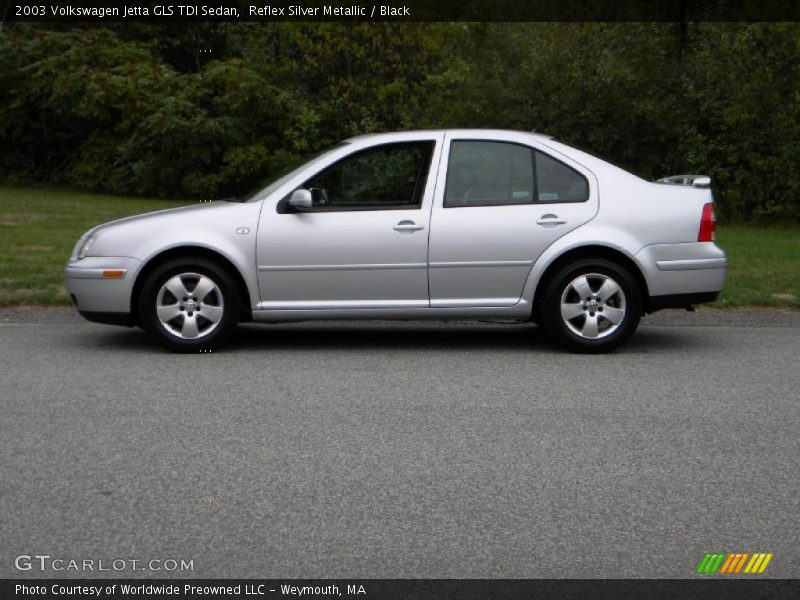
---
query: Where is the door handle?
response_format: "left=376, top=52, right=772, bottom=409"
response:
left=536, top=214, right=567, bottom=227
left=393, top=220, right=425, bottom=233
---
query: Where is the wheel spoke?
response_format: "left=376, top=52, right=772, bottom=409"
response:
left=561, top=302, right=585, bottom=321
left=181, top=314, right=200, bottom=338
left=602, top=306, right=625, bottom=325
left=571, top=275, right=593, bottom=300
left=164, top=276, right=190, bottom=300
left=199, top=305, right=223, bottom=324
left=157, top=303, right=182, bottom=323
left=581, top=314, right=600, bottom=338
left=597, top=278, right=621, bottom=301
left=193, top=276, right=216, bottom=302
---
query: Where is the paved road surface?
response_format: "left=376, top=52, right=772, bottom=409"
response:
left=1, top=309, right=798, bottom=578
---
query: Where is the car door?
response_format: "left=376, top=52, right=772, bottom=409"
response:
left=428, top=133, right=598, bottom=307
left=256, top=135, right=442, bottom=309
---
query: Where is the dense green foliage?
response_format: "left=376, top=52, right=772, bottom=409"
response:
left=1, top=23, right=798, bottom=221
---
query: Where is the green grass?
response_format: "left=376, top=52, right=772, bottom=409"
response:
left=0, top=186, right=188, bottom=305
left=713, top=225, right=799, bottom=309
left=0, top=186, right=798, bottom=308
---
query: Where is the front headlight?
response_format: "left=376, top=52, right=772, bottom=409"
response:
left=77, top=235, right=97, bottom=260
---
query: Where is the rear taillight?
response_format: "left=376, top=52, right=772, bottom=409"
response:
left=698, top=203, right=716, bottom=242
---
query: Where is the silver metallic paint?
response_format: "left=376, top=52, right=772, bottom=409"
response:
left=65, top=129, right=727, bottom=323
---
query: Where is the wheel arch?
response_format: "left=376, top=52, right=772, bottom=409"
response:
left=531, top=245, right=650, bottom=321
left=130, top=246, right=253, bottom=326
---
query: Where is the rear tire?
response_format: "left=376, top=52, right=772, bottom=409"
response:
left=138, top=257, right=240, bottom=353
left=541, top=258, right=641, bottom=353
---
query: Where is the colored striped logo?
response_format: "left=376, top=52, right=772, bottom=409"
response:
left=696, top=552, right=773, bottom=574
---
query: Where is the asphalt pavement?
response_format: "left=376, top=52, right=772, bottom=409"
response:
left=1, top=308, right=798, bottom=578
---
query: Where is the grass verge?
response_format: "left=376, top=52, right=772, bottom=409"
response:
left=0, top=186, right=187, bottom=305
left=0, top=186, right=797, bottom=308
left=713, top=225, right=799, bottom=308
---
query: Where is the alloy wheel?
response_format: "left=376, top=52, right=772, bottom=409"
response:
left=155, top=272, right=224, bottom=339
left=559, top=273, right=627, bottom=340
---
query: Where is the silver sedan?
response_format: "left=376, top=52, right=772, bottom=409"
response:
left=66, top=130, right=727, bottom=352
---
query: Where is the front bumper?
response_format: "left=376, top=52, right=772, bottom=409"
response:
left=65, top=256, right=141, bottom=318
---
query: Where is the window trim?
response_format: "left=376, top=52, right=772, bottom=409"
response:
left=443, top=139, right=590, bottom=209
left=276, top=141, right=435, bottom=214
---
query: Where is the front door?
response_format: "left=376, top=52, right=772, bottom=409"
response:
left=256, top=137, right=442, bottom=309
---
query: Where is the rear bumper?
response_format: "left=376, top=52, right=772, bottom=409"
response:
left=654, top=257, right=727, bottom=271
left=637, top=242, right=726, bottom=295
left=65, top=256, right=140, bottom=319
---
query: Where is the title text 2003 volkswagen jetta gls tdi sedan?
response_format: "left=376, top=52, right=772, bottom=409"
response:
left=66, top=130, right=727, bottom=353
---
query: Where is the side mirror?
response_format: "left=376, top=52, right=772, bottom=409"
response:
left=288, top=189, right=313, bottom=211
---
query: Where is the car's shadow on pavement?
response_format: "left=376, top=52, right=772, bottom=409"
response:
left=230, top=321, right=548, bottom=352
left=82, top=320, right=708, bottom=355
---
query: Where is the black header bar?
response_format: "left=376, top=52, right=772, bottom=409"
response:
left=3, top=0, right=800, bottom=22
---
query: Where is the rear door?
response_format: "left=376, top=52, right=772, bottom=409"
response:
left=428, top=133, right=598, bottom=307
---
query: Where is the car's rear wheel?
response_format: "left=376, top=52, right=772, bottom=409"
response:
left=541, top=258, right=641, bottom=353
left=138, top=258, right=240, bottom=352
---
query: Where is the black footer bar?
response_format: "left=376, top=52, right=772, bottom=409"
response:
left=3, top=579, right=800, bottom=600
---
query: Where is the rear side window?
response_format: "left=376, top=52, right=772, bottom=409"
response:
left=444, top=141, right=589, bottom=207
left=535, top=150, right=589, bottom=203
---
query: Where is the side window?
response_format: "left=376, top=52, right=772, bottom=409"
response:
left=445, top=141, right=533, bottom=207
left=302, top=142, right=433, bottom=210
left=444, top=141, right=589, bottom=207
left=535, top=150, right=589, bottom=203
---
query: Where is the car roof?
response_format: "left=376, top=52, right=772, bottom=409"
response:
left=345, top=129, right=555, bottom=143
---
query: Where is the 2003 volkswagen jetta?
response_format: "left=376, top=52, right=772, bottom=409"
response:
left=66, top=130, right=727, bottom=353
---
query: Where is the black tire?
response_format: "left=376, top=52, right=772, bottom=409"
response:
left=138, top=257, right=241, bottom=352
left=541, top=258, right=642, bottom=353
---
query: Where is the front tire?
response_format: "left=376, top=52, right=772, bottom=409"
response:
left=138, top=258, right=240, bottom=352
left=541, top=258, right=641, bottom=353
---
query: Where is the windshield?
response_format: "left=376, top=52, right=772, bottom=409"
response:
left=243, top=144, right=347, bottom=203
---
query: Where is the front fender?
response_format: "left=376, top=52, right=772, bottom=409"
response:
left=87, top=201, right=263, bottom=310
left=134, top=236, right=260, bottom=310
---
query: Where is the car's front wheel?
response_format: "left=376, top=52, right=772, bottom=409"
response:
left=541, top=258, right=641, bottom=353
left=138, top=258, right=240, bottom=352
